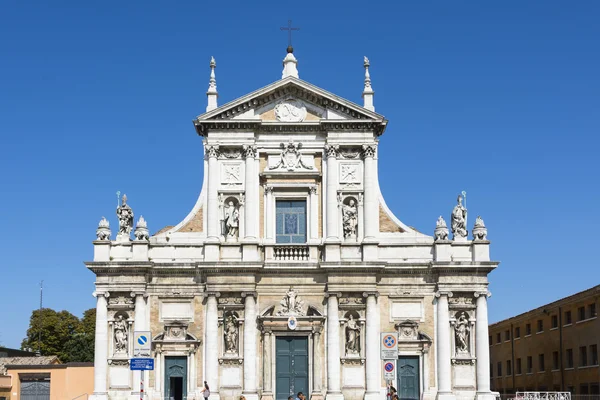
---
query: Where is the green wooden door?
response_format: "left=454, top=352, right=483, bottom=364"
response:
left=165, top=356, right=187, bottom=400
left=397, top=356, right=420, bottom=400
left=276, top=337, right=309, bottom=400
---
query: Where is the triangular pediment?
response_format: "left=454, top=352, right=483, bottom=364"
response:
left=196, top=76, right=384, bottom=123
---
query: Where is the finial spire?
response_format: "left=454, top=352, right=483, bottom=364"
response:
left=280, top=20, right=300, bottom=79
left=282, top=49, right=299, bottom=79
left=362, top=56, right=375, bottom=111
left=206, top=56, right=218, bottom=112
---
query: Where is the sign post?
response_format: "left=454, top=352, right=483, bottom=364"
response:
left=380, top=332, right=399, bottom=359
left=131, top=331, right=154, bottom=399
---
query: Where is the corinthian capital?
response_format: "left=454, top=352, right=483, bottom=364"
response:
left=324, top=145, right=339, bottom=159
left=243, top=145, right=257, bottom=159
left=362, top=144, right=376, bottom=159
left=205, top=145, right=220, bottom=159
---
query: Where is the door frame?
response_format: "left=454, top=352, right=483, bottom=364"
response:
left=397, top=351, right=423, bottom=399
left=273, top=332, right=312, bottom=399
left=164, top=355, right=188, bottom=400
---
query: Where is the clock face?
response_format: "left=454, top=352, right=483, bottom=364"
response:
left=340, top=164, right=360, bottom=183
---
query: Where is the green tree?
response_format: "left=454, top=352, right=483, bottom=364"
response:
left=21, top=308, right=95, bottom=362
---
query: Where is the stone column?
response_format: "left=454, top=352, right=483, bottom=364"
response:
left=91, top=292, right=108, bottom=400
left=436, top=291, right=455, bottom=400
left=364, top=292, right=380, bottom=400
left=244, top=146, right=257, bottom=241
left=205, top=293, right=221, bottom=400
left=243, top=292, right=258, bottom=400
left=325, top=145, right=339, bottom=241
left=312, top=326, right=324, bottom=399
left=132, top=292, right=148, bottom=397
left=206, top=145, right=220, bottom=240
left=262, top=330, right=274, bottom=400
left=475, top=291, right=494, bottom=400
left=309, top=186, right=319, bottom=242
left=326, top=293, right=343, bottom=400
left=362, top=145, right=378, bottom=240
left=154, top=347, right=162, bottom=393
left=265, top=186, right=274, bottom=242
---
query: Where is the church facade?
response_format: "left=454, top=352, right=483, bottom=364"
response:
left=87, top=49, right=499, bottom=400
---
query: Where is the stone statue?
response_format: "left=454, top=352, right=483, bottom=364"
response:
left=277, top=287, right=305, bottom=316
left=472, top=216, right=488, bottom=241
left=116, top=195, right=134, bottom=241
left=96, top=217, right=111, bottom=241
left=454, top=312, right=470, bottom=354
left=134, top=216, right=149, bottom=241
left=113, top=315, right=128, bottom=354
left=224, top=201, right=240, bottom=241
left=224, top=314, right=238, bottom=353
left=345, top=315, right=361, bottom=354
left=451, top=195, right=468, bottom=240
left=342, top=199, right=358, bottom=239
left=434, top=216, right=449, bottom=241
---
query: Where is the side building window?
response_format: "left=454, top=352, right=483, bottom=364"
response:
left=580, top=346, right=588, bottom=367
left=591, top=344, right=598, bottom=366
left=515, top=326, right=521, bottom=338
left=276, top=200, right=307, bottom=244
left=578, top=306, right=586, bottom=321
left=566, top=349, right=574, bottom=368
left=526, top=323, right=532, bottom=335
left=551, top=315, right=558, bottom=328
left=516, top=358, right=522, bottom=374
left=565, top=310, right=572, bottom=325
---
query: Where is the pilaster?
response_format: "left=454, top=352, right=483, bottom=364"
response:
left=325, top=292, right=344, bottom=400
left=91, top=291, right=109, bottom=400
left=474, top=291, right=493, bottom=400
left=242, top=292, right=259, bottom=400
left=204, top=292, right=221, bottom=400
left=363, top=291, right=380, bottom=400
left=435, top=290, right=455, bottom=400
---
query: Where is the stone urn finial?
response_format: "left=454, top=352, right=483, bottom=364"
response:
left=472, top=216, right=487, bottom=241
left=134, top=216, right=149, bottom=241
left=96, top=217, right=111, bottom=241
left=434, top=216, right=449, bottom=241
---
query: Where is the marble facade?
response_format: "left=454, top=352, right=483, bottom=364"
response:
left=86, top=49, right=499, bottom=400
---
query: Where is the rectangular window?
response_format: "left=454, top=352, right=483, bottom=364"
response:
left=539, top=353, right=545, bottom=371
left=505, top=330, right=510, bottom=341
left=515, top=326, right=521, bottom=338
left=565, top=310, right=572, bottom=324
left=490, top=363, right=493, bottom=377
left=527, top=356, right=533, bottom=373
left=552, top=351, right=559, bottom=370
left=578, top=306, right=586, bottom=321
left=566, top=348, right=574, bottom=368
left=580, top=346, right=588, bottom=367
left=526, top=323, right=532, bottom=335
left=589, top=303, right=597, bottom=318
left=497, top=333, right=501, bottom=344
left=551, top=315, right=558, bottom=328
left=507, top=360, right=512, bottom=375
left=537, top=319, right=543, bottom=332
left=275, top=200, right=307, bottom=244
left=489, top=335, right=492, bottom=345
left=591, top=344, right=598, bottom=365
left=591, top=383, right=599, bottom=395
left=497, top=362, right=502, bottom=377
left=516, top=358, right=522, bottom=374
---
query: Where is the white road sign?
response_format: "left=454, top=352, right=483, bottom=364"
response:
left=383, top=360, right=396, bottom=381
left=380, top=332, right=398, bottom=359
left=133, top=331, right=152, bottom=358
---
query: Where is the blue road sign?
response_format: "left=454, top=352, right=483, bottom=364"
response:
left=130, top=358, right=155, bottom=371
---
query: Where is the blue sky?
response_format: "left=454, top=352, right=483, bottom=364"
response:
left=1, top=1, right=599, bottom=348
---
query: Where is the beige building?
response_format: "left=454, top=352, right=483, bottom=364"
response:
left=0, top=356, right=93, bottom=400
left=489, top=285, right=599, bottom=396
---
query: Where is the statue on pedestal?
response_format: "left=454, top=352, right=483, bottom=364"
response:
left=116, top=194, right=134, bottom=241
left=224, top=314, right=238, bottom=353
left=277, top=287, right=305, bottom=316
left=342, top=199, right=358, bottom=239
left=454, top=312, right=470, bottom=355
left=451, top=195, right=468, bottom=240
left=345, top=314, right=361, bottom=355
left=224, top=201, right=240, bottom=241
left=113, top=315, right=128, bottom=354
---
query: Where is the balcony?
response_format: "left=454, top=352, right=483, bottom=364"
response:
left=264, top=244, right=320, bottom=263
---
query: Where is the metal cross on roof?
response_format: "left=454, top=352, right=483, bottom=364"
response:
left=280, top=19, right=300, bottom=48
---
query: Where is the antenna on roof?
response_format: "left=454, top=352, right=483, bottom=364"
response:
left=37, top=280, right=43, bottom=356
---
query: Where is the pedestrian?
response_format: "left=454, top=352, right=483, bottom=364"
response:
left=296, top=392, right=304, bottom=400
left=240, top=396, right=246, bottom=400
left=201, top=381, right=210, bottom=399
left=288, top=397, right=294, bottom=400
